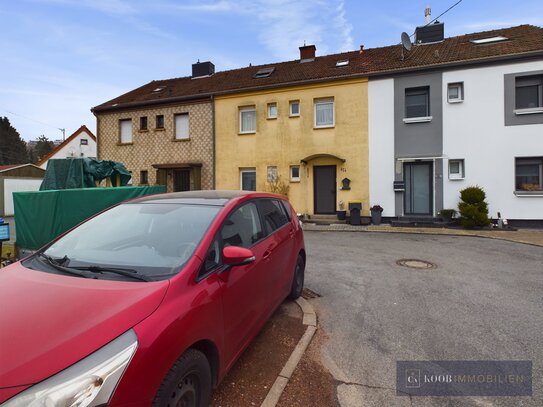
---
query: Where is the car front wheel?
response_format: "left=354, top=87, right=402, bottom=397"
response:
left=288, top=254, right=305, bottom=299
left=152, top=349, right=212, bottom=407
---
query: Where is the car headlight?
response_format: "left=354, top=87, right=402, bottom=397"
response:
left=3, top=330, right=138, bottom=407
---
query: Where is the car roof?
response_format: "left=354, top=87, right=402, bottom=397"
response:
left=127, top=190, right=269, bottom=206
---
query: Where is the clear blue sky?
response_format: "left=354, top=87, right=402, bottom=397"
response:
left=1, top=0, right=542, bottom=141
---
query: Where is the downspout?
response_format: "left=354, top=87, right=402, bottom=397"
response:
left=211, top=95, right=216, bottom=190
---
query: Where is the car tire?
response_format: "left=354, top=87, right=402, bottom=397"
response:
left=152, top=349, right=212, bottom=407
left=288, top=254, right=305, bottom=299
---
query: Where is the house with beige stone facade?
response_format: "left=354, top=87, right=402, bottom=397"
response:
left=92, top=62, right=215, bottom=192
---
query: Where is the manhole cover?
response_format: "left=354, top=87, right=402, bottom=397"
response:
left=302, top=288, right=321, bottom=299
left=396, top=259, right=436, bottom=269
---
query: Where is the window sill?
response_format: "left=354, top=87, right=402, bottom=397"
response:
left=448, top=177, right=465, bottom=181
left=290, top=179, right=300, bottom=183
left=403, top=116, right=433, bottom=124
left=447, top=99, right=463, bottom=104
left=239, top=131, right=256, bottom=135
left=514, top=190, right=543, bottom=197
left=172, top=138, right=190, bottom=142
left=289, top=114, right=300, bottom=118
left=117, top=142, right=133, bottom=146
left=314, top=124, right=335, bottom=129
left=514, top=107, right=543, bottom=115
left=139, top=129, right=149, bottom=133
left=267, top=116, right=277, bottom=120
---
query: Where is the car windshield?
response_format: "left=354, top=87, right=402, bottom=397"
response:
left=30, top=203, right=220, bottom=281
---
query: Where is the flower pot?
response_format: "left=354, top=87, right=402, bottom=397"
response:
left=337, top=210, right=347, bottom=220
left=371, top=211, right=382, bottom=225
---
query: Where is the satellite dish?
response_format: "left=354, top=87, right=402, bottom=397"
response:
left=401, top=32, right=413, bottom=51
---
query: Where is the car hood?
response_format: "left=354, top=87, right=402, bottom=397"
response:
left=0, top=262, right=169, bottom=391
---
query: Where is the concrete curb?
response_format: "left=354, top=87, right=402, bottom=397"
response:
left=302, top=224, right=543, bottom=248
left=260, top=297, right=317, bottom=407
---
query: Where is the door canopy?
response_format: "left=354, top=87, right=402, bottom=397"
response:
left=300, top=153, right=346, bottom=165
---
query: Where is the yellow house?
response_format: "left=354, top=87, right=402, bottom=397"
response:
left=215, top=47, right=369, bottom=216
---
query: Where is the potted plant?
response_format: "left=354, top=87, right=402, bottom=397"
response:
left=439, top=209, right=457, bottom=223
left=370, top=205, right=383, bottom=225
left=337, top=200, right=347, bottom=220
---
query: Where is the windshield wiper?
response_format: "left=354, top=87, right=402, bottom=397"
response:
left=37, top=253, right=94, bottom=279
left=71, top=265, right=152, bottom=282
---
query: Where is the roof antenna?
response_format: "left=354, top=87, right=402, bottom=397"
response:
left=425, top=5, right=431, bottom=24
left=304, top=40, right=306, bottom=46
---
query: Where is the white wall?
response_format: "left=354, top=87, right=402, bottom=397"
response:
left=443, top=60, right=543, bottom=220
left=368, top=78, right=396, bottom=217
left=3, top=178, right=43, bottom=216
left=39, top=130, right=97, bottom=169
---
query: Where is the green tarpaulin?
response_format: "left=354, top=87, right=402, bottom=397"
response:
left=40, top=158, right=132, bottom=191
left=13, top=186, right=166, bottom=250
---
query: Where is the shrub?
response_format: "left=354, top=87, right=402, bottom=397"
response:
left=439, top=209, right=457, bottom=220
left=265, top=176, right=290, bottom=197
left=458, top=186, right=490, bottom=228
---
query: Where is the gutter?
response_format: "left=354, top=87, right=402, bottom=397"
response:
left=91, top=50, right=543, bottom=113
left=211, top=95, right=216, bottom=190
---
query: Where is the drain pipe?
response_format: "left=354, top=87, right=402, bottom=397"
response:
left=211, top=95, right=216, bottom=190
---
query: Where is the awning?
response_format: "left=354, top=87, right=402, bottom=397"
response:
left=300, top=153, right=346, bottom=164
left=152, top=162, right=203, bottom=169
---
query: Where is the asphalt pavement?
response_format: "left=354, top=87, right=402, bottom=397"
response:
left=303, top=231, right=543, bottom=407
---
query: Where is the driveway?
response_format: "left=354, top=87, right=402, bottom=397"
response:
left=304, top=231, right=543, bottom=406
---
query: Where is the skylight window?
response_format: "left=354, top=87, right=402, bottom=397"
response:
left=470, top=36, right=508, bottom=45
left=253, top=67, right=275, bottom=78
left=152, top=86, right=166, bottom=93
left=336, top=60, right=349, bottom=67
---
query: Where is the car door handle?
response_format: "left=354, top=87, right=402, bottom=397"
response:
left=289, top=229, right=295, bottom=239
left=263, top=250, right=272, bottom=260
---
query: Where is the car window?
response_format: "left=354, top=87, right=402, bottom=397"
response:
left=259, top=199, right=289, bottom=235
left=201, top=236, right=221, bottom=275
left=221, top=202, right=263, bottom=249
left=279, top=200, right=292, bottom=221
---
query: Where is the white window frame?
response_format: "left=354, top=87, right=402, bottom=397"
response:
left=289, top=101, right=300, bottom=117
left=239, top=106, right=256, bottom=134
left=447, top=82, right=464, bottom=103
left=314, top=98, right=335, bottom=128
left=174, top=113, right=190, bottom=140
left=267, top=102, right=277, bottom=119
left=240, top=168, right=257, bottom=191
left=119, top=119, right=132, bottom=144
left=448, top=159, right=465, bottom=180
left=290, top=165, right=301, bottom=182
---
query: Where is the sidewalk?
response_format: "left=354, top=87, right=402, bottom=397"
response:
left=302, top=223, right=543, bottom=247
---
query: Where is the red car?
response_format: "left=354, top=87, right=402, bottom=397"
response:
left=0, top=191, right=305, bottom=407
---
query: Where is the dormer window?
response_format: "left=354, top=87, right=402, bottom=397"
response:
left=336, top=60, right=349, bottom=67
left=470, top=36, right=508, bottom=45
left=253, top=67, right=275, bottom=79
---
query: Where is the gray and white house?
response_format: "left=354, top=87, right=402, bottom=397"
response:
left=368, top=24, right=543, bottom=225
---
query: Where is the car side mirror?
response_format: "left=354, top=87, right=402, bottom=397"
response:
left=222, top=246, right=256, bottom=266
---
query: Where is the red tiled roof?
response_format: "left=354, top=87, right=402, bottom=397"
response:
left=36, top=125, right=96, bottom=167
left=0, top=165, right=16, bottom=171
left=93, top=25, right=543, bottom=113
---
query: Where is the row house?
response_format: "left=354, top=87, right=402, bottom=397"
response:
left=368, top=24, right=543, bottom=226
left=93, top=24, right=543, bottom=223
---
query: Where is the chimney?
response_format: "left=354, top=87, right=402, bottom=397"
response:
left=359, top=45, right=364, bottom=54
left=425, top=5, right=431, bottom=24
left=192, top=60, right=215, bottom=78
left=415, top=21, right=444, bottom=44
left=299, top=44, right=316, bottom=62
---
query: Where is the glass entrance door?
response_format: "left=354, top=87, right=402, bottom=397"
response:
left=404, top=162, right=433, bottom=215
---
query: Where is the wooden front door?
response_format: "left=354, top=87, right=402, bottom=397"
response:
left=173, top=170, right=191, bottom=192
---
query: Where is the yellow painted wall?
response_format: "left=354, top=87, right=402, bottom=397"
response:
left=215, top=78, right=369, bottom=215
